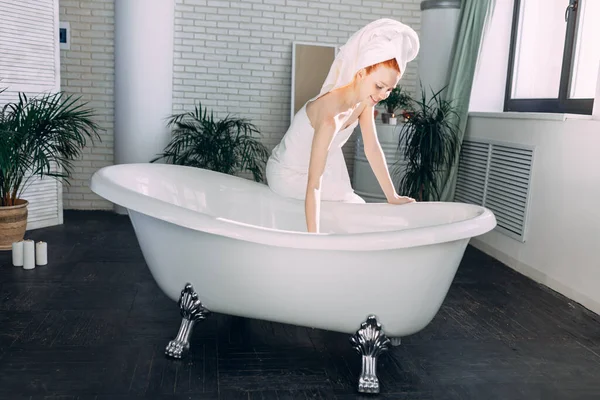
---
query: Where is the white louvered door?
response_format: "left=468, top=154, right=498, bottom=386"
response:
left=455, top=139, right=535, bottom=242
left=0, top=0, right=63, bottom=230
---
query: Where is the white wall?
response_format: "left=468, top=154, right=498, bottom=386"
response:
left=468, top=0, right=600, bottom=314
left=466, top=116, right=600, bottom=315
left=59, top=0, right=422, bottom=209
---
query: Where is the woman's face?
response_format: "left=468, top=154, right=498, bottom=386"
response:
left=358, top=65, right=401, bottom=106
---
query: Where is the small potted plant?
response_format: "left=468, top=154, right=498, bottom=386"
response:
left=379, top=86, right=413, bottom=124
left=0, top=89, right=101, bottom=250
left=152, top=101, right=270, bottom=182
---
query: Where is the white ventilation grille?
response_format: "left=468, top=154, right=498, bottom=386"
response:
left=455, top=140, right=489, bottom=206
left=455, top=139, right=535, bottom=242
left=0, top=0, right=63, bottom=230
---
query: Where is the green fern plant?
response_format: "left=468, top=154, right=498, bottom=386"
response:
left=0, top=89, right=101, bottom=207
left=393, top=86, right=461, bottom=202
left=151, top=102, right=270, bottom=182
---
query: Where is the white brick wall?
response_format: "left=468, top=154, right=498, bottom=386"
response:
left=59, top=0, right=115, bottom=210
left=59, top=0, right=421, bottom=209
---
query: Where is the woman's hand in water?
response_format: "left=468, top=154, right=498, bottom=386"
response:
left=387, top=193, right=415, bottom=205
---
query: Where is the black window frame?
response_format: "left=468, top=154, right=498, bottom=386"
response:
left=504, top=0, right=594, bottom=115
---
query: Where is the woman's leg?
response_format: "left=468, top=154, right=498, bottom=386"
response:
left=266, top=158, right=307, bottom=200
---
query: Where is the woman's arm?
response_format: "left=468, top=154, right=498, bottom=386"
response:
left=358, top=106, right=414, bottom=203
left=305, top=117, right=337, bottom=233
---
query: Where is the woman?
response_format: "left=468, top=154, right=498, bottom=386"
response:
left=266, top=18, right=420, bottom=233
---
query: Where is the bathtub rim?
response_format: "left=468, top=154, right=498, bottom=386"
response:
left=90, top=163, right=497, bottom=251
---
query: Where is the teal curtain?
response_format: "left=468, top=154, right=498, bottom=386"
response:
left=438, top=0, right=496, bottom=202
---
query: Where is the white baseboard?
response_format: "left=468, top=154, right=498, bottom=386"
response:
left=470, top=238, right=600, bottom=316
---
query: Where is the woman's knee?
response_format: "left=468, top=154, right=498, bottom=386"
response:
left=266, top=163, right=306, bottom=200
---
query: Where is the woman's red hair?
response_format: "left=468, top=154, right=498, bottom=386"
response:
left=365, top=58, right=400, bottom=75
left=347, top=58, right=401, bottom=86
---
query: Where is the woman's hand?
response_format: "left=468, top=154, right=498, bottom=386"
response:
left=387, top=193, right=415, bottom=205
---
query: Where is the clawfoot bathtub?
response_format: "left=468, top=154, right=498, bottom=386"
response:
left=90, top=163, right=496, bottom=394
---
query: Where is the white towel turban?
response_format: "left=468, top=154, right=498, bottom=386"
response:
left=316, top=18, right=420, bottom=99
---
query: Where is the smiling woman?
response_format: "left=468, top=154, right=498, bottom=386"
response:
left=266, top=18, right=421, bottom=233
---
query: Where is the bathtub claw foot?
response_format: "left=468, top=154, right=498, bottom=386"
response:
left=165, top=283, right=210, bottom=359
left=350, top=315, right=391, bottom=394
left=165, top=337, right=187, bottom=358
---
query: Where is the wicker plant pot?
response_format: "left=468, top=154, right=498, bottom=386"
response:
left=0, top=199, right=29, bottom=251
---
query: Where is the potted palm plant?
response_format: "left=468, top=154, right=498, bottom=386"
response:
left=0, top=90, right=101, bottom=250
left=152, top=102, right=270, bottom=182
left=379, top=85, right=413, bottom=124
left=393, top=87, right=461, bottom=202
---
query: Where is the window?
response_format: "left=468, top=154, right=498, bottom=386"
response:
left=505, top=0, right=599, bottom=114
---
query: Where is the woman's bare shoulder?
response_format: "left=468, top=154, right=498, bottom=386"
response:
left=357, top=101, right=374, bottom=120
left=305, top=95, right=337, bottom=129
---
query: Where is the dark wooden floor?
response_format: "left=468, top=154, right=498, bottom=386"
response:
left=1, top=211, right=599, bottom=400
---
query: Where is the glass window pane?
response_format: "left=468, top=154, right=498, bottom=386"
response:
left=569, top=0, right=600, bottom=99
left=511, top=0, right=567, bottom=99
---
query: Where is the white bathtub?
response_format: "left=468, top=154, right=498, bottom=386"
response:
left=90, top=163, right=496, bottom=393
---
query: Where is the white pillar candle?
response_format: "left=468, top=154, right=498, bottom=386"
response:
left=22, top=240, right=35, bottom=270
left=12, top=241, right=24, bottom=267
left=389, top=117, right=397, bottom=125
left=36, top=241, right=48, bottom=266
